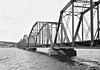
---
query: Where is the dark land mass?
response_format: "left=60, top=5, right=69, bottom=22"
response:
left=0, top=41, right=17, bottom=47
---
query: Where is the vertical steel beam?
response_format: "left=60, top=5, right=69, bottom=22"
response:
left=97, top=5, right=99, bottom=39
left=72, top=2, right=74, bottom=47
left=82, top=16, right=83, bottom=41
left=37, top=23, right=38, bottom=45
left=42, top=23, right=43, bottom=46
left=51, top=24, right=52, bottom=44
left=90, top=0, right=94, bottom=46
left=39, top=23, right=40, bottom=45
left=61, top=20, right=63, bottom=46
left=47, top=24, right=49, bottom=46
left=46, top=24, right=48, bottom=47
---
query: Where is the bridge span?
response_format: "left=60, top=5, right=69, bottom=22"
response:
left=17, top=0, right=100, bottom=56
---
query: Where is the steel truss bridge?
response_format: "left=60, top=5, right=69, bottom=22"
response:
left=18, top=0, right=100, bottom=49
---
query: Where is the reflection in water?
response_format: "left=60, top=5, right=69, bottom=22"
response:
left=53, top=56, right=74, bottom=70
left=33, top=51, right=75, bottom=70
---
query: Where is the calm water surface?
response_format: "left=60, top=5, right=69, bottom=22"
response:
left=0, top=48, right=100, bottom=70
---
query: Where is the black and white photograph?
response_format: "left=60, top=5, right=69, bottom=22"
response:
left=0, top=0, right=100, bottom=70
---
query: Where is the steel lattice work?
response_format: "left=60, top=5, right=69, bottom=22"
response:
left=54, top=0, right=100, bottom=47
left=27, top=21, right=58, bottom=48
left=17, top=0, right=100, bottom=49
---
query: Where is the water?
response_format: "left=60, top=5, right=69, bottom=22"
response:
left=0, top=48, right=100, bottom=70
left=0, top=48, right=72, bottom=70
left=76, top=49, right=100, bottom=63
left=37, top=48, right=100, bottom=63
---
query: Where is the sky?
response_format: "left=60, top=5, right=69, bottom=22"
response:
left=0, top=0, right=69, bottom=42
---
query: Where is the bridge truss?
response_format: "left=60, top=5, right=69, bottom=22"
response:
left=54, top=0, right=100, bottom=47
left=27, top=21, right=58, bottom=47
left=18, top=0, right=100, bottom=49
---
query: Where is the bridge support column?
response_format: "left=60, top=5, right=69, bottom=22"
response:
left=90, top=0, right=94, bottom=47
left=48, top=47, right=77, bottom=57
left=97, top=5, right=100, bottom=40
left=72, top=1, right=74, bottom=47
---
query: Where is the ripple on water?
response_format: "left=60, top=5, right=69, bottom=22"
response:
left=0, top=48, right=100, bottom=70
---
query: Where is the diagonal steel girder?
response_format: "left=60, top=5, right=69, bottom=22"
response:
left=54, top=13, right=63, bottom=44
left=28, top=21, right=57, bottom=47
left=60, top=0, right=72, bottom=13
left=82, top=1, right=100, bottom=15
left=74, top=0, right=100, bottom=41
left=74, top=14, right=83, bottom=41
left=54, top=0, right=100, bottom=45
left=61, top=23, right=70, bottom=42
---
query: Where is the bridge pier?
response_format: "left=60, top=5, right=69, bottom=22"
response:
left=26, top=47, right=37, bottom=52
left=48, top=47, right=77, bottom=57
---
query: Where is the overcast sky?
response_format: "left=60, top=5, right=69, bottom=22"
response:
left=0, top=0, right=69, bottom=42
